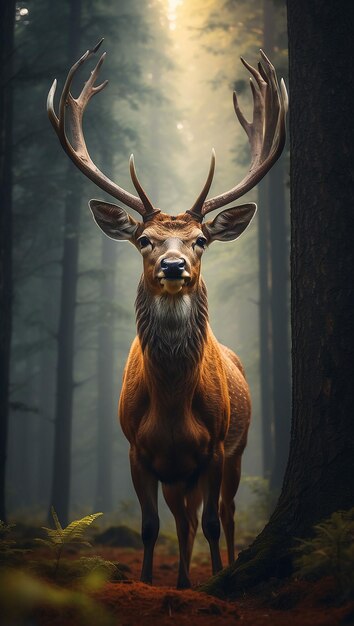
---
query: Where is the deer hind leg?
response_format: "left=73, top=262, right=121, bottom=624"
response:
left=129, top=448, right=159, bottom=585
left=162, top=483, right=198, bottom=589
left=185, top=486, right=202, bottom=569
left=220, top=453, right=242, bottom=564
left=201, top=445, right=224, bottom=575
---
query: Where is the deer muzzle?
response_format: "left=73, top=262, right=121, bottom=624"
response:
left=157, top=257, right=191, bottom=294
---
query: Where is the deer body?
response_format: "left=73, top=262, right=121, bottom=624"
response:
left=48, top=41, right=287, bottom=587
left=121, top=277, right=251, bottom=485
left=115, top=215, right=251, bottom=586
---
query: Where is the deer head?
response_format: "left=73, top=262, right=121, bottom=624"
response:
left=47, top=40, right=288, bottom=296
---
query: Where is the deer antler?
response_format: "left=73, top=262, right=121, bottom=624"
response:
left=187, top=50, right=288, bottom=221
left=47, top=40, right=159, bottom=221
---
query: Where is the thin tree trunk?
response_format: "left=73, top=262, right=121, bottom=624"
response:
left=50, top=0, right=82, bottom=526
left=257, top=177, right=274, bottom=478
left=263, top=0, right=291, bottom=490
left=258, top=0, right=275, bottom=479
left=203, top=0, right=354, bottom=596
left=94, top=235, right=116, bottom=512
left=149, top=65, right=161, bottom=204
left=0, top=0, right=16, bottom=522
left=38, top=300, right=55, bottom=508
left=94, top=149, right=116, bottom=512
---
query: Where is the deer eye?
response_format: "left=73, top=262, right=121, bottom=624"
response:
left=138, top=236, right=152, bottom=249
left=195, top=236, right=207, bottom=249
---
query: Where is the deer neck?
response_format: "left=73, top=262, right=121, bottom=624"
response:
left=135, top=276, right=209, bottom=397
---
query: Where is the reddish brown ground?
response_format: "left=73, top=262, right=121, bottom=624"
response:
left=94, top=548, right=354, bottom=625
left=30, top=546, right=354, bottom=626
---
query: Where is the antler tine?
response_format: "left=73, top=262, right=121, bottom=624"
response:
left=130, top=155, right=160, bottom=221
left=47, top=41, right=152, bottom=218
left=200, top=50, right=288, bottom=218
left=185, top=149, right=216, bottom=221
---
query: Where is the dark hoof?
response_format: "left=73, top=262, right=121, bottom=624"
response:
left=140, top=576, right=153, bottom=585
left=177, top=578, right=191, bottom=590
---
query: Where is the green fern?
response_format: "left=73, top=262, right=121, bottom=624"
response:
left=294, top=508, right=354, bottom=598
left=36, top=507, right=103, bottom=577
left=0, top=521, right=16, bottom=565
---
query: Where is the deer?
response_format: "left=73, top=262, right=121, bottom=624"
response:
left=47, top=39, right=287, bottom=589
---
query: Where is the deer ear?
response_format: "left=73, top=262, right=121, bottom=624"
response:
left=89, top=200, right=139, bottom=241
left=203, top=203, right=257, bottom=242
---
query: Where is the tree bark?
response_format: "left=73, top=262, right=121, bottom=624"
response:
left=0, top=0, right=16, bottom=522
left=258, top=0, right=275, bottom=480
left=268, top=158, right=291, bottom=491
left=257, top=176, right=274, bottom=479
left=92, top=132, right=118, bottom=512
left=203, top=0, right=354, bottom=597
left=50, top=0, right=82, bottom=526
left=261, top=0, right=291, bottom=489
left=38, top=297, right=55, bottom=508
left=94, top=230, right=116, bottom=513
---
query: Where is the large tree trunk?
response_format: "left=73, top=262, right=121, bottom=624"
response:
left=268, top=158, right=291, bottom=491
left=203, top=0, right=354, bottom=597
left=0, top=0, right=16, bottom=522
left=50, top=0, right=82, bottom=526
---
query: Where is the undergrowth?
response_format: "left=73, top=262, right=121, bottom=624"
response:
left=294, top=508, right=354, bottom=599
left=0, top=508, right=125, bottom=624
left=36, top=507, right=103, bottom=578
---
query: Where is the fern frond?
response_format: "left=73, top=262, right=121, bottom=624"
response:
left=41, top=526, right=63, bottom=542
left=35, top=538, right=58, bottom=549
left=62, top=513, right=103, bottom=544
left=50, top=506, right=64, bottom=535
left=294, top=508, right=354, bottom=598
left=0, top=521, right=18, bottom=560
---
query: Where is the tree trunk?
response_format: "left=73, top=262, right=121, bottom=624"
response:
left=94, top=176, right=116, bottom=512
left=268, top=158, right=291, bottom=491
left=261, top=0, right=291, bottom=489
left=203, top=0, right=354, bottom=597
left=38, top=298, right=55, bottom=508
left=94, top=238, right=116, bottom=513
left=50, top=0, right=82, bottom=526
left=258, top=0, right=275, bottom=480
left=0, top=0, right=16, bottom=522
left=257, top=177, right=274, bottom=479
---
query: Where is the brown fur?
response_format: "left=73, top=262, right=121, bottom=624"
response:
left=119, top=212, right=251, bottom=588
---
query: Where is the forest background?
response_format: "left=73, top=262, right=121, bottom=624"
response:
left=1, top=0, right=290, bottom=534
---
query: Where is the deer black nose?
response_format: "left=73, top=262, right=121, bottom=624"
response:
left=160, top=257, right=186, bottom=277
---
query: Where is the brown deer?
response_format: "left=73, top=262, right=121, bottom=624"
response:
left=47, top=40, right=287, bottom=588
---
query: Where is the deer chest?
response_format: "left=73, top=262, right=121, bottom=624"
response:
left=136, top=413, right=212, bottom=484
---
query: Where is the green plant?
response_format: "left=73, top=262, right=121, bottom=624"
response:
left=77, top=556, right=122, bottom=581
left=0, top=520, right=26, bottom=565
left=0, top=567, right=113, bottom=625
left=294, top=508, right=354, bottom=599
left=36, top=507, right=103, bottom=578
left=0, top=520, right=16, bottom=553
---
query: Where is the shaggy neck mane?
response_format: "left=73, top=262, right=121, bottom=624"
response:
left=135, top=277, right=209, bottom=382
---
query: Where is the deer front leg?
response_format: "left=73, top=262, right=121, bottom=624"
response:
left=162, top=483, right=200, bottom=589
left=201, top=444, right=224, bottom=575
left=129, top=447, right=159, bottom=585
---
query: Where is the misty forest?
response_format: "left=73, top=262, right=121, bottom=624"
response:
left=1, top=0, right=354, bottom=624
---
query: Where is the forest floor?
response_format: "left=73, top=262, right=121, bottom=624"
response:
left=25, top=545, right=354, bottom=626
